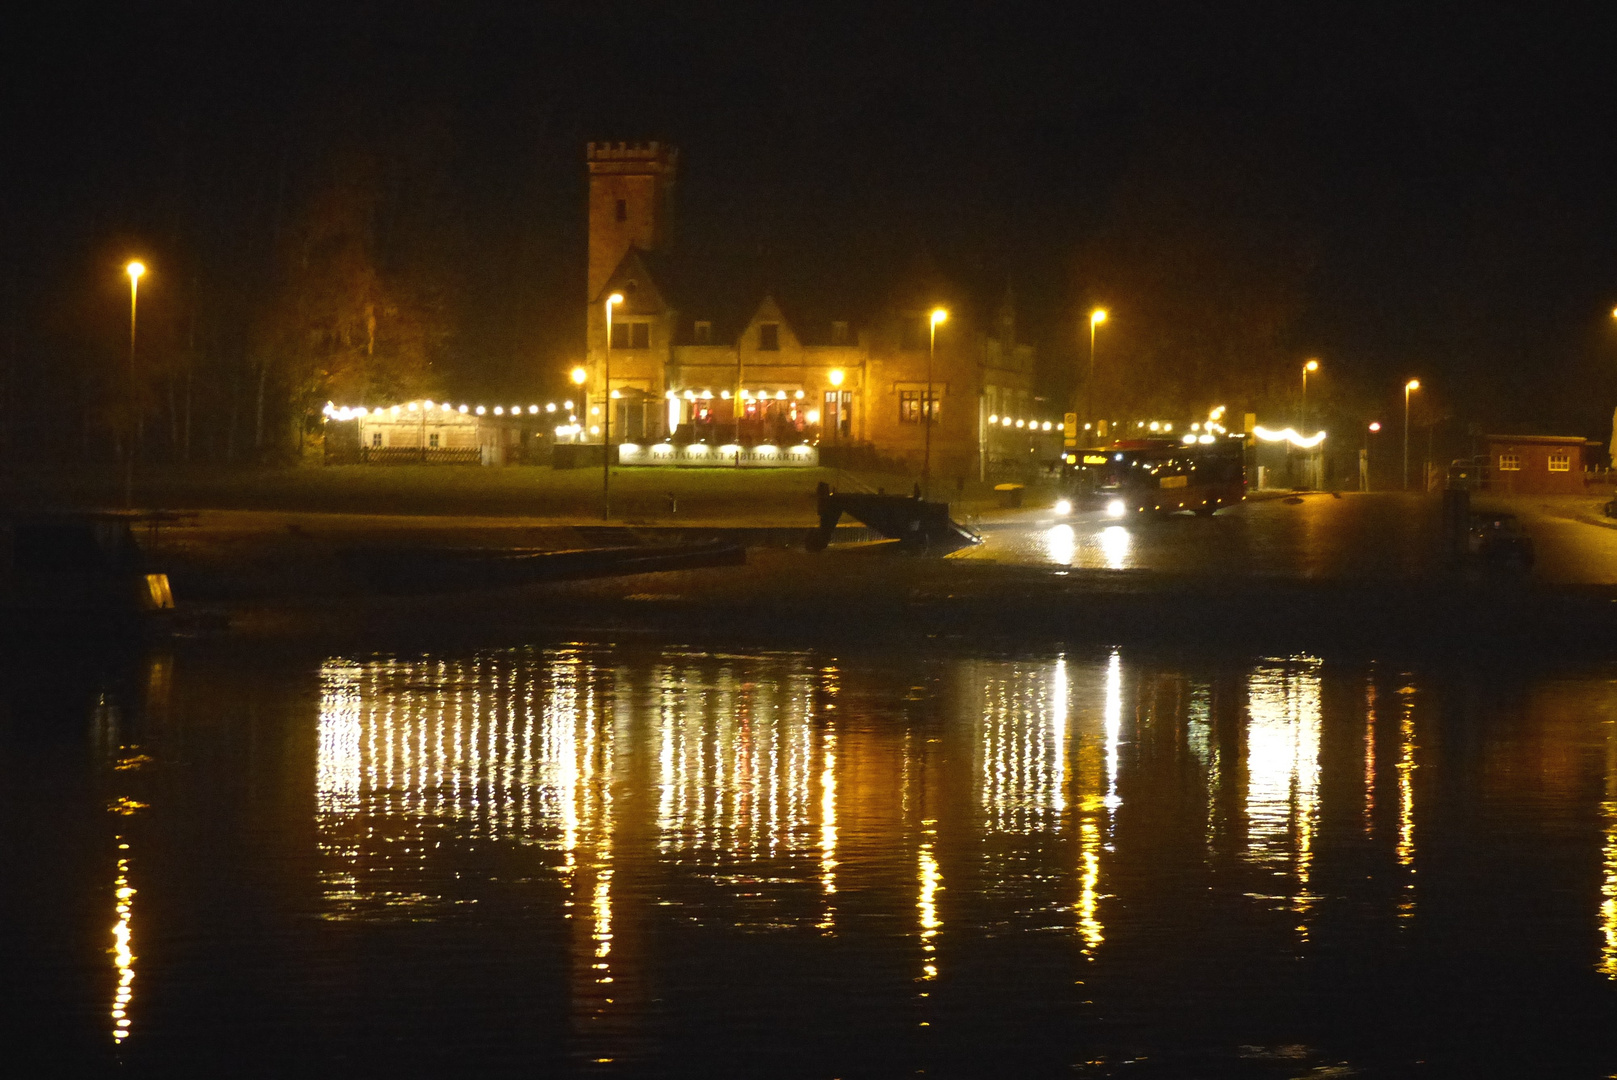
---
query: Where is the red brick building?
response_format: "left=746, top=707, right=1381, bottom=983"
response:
left=1484, top=434, right=1590, bottom=495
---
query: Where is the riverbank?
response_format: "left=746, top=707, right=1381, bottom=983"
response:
left=1, top=461, right=1052, bottom=521
left=22, top=481, right=1617, bottom=659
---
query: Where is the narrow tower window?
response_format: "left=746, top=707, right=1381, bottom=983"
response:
left=759, top=323, right=780, bottom=351
left=614, top=198, right=627, bottom=222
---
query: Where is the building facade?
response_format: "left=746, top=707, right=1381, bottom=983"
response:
left=581, top=142, right=1040, bottom=479
left=1484, top=434, right=1591, bottom=495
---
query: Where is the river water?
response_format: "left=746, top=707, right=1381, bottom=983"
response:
left=4, top=642, right=1617, bottom=1077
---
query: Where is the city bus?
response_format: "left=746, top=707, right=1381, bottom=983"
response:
left=1068, top=436, right=1247, bottom=516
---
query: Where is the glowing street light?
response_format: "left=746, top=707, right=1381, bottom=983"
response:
left=123, top=261, right=146, bottom=507
left=1301, top=358, right=1320, bottom=430
left=1363, top=421, right=1382, bottom=492
left=1403, top=379, right=1421, bottom=491
left=603, top=293, right=623, bottom=519
left=828, top=368, right=844, bottom=387
left=570, top=365, right=587, bottom=386
left=923, top=308, right=947, bottom=498
left=1086, top=308, right=1107, bottom=439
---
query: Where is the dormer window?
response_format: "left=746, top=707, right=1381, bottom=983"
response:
left=694, top=320, right=713, bottom=345
left=759, top=323, right=780, bottom=351
left=831, top=321, right=850, bottom=345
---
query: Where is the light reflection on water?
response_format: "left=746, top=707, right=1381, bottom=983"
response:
left=1245, top=659, right=1322, bottom=931
left=1603, top=718, right=1617, bottom=979
left=18, top=645, right=1617, bottom=1075
left=304, top=648, right=1617, bottom=998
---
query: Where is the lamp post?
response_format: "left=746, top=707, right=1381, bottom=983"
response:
left=1301, top=358, right=1319, bottom=429
left=124, top=261, right=145, bottom=507
left=1403, top=379, right=1421, bottom=491
left=923, top=308, right=947, bottom=498
left=1086, top=309, right=1107, bottom=439
left=603, top=293, right=623, bottom=519
left=1364, top=421, right=1381, bottom=492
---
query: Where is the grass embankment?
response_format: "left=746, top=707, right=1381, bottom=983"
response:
left=1, top=463, right=1055, bottom=523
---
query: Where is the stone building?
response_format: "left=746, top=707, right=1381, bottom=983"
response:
left=580, top=141, right=1040, bottom=479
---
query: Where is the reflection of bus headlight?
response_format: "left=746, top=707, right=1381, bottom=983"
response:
left=1106, top=499, right=1126, bottom=518
left=1054, top=498, right=1072, bottom=516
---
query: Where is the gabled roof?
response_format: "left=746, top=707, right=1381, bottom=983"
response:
left=592, top=247, right=675, bottom=314
left=596, top=242, right=1030, bottom=348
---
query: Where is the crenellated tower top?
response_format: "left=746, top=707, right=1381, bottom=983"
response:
left=586, top=142, right=678, bottom=300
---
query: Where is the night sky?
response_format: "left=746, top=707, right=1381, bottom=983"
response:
left=5, top=1, right=1617, bottom=445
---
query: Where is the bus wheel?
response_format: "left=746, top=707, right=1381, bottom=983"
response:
left=1194, top=505, right=1217, bottom=517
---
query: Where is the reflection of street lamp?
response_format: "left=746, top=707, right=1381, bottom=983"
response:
left=124, top=261, right=145, bottom=507
left=1403, top=379, right=1421, bottom=490
left=923, top=308, right=947, bottom=498
left=603, top=293, right=623, bottom=519
left=1086, top=309, right=1107, bottom=437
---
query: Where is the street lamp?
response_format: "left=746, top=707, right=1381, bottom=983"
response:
left=1403, top=379, right=1421, bottom=491
left=923, top=308, right=947, bottom=498
left=1087, top=309, right=1107, bottom=438
left=603, top=293, right=623, bottom=519
left=124, top=261, right=145, bottom=506
left=1364, top=421, right=1381, bottom=492
left=1301, top=358, right=1319, bottom=429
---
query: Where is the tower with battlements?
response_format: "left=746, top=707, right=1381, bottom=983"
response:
left=586, top=141, right=678, bottom=302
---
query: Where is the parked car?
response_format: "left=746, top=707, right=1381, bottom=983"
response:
left=1468, top=512, right=1534, bottom=568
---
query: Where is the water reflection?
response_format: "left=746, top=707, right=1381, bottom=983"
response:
left=109, top=841, right=135, bottom=1044
left=1602, top=719, right=1617, bottom=979
left=1245, top=658, right=1322, bottom=929
left=22, top=642, right=1580, bottom=1073
left=1396, top=680, right=1419, bottom=920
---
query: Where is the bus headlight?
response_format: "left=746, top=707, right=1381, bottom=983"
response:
left=1053, top=498, right=1072, bottom=516
left=1106, top=499, right=1126, bottom=518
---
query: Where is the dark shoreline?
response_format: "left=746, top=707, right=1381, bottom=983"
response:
left=171, top=550, right=1617, bottom=663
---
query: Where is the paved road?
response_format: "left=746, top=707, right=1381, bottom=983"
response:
left=956, top=491, right=1617, bottom=585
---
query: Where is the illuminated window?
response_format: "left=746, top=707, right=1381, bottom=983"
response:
left=1498, top=452, right=1520, bottom=471
left=614, top=198, right=627, bottom=222
left=824, top=390, right=852, bottom=437
left=371, top=431, right=382, bottom=448
left=899, top=390, right=939, bottom=424
left=428, top=433, right=440, bottom=449
left=831, top=321, right=850, bottom=345
left=1548, top=450, right=1570, bottom=472
left=759, top=323, right=780, bottom=351
left=694, top=320, right=712, bottom=344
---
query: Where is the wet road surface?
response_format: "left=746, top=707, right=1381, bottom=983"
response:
left=960, top=491, right=1617, bottom=584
